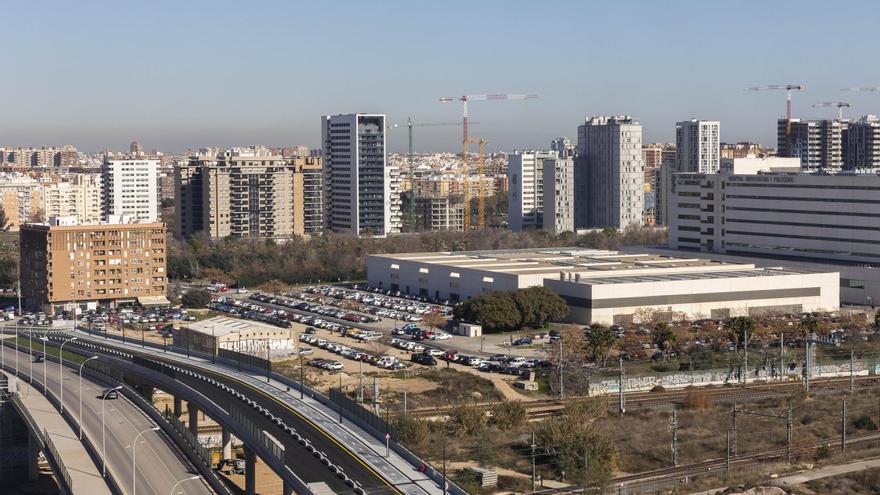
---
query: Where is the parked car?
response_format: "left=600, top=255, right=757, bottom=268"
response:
left=411, top=353, right=437, bottom=366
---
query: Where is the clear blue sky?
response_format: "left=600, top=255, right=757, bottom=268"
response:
left=3, top=0, right=880, bottom=153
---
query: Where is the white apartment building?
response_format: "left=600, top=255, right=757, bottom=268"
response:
left=675, top=119, right=720, bottom=173
left=101, top=158, right=159, bottom=222
left=42, top=174, right=103, bottom=223
left=321, top=113, right=401, bottom=236
left=575, top=115, right=644, bottom=229
left=542, top=156, right=574, bottom=234
left=507, top=150, right=556, bottom=231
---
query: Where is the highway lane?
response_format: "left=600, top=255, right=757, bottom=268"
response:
left=3, top=344, right=213, bottom=495
left=65, top=329, right=446, bottom=495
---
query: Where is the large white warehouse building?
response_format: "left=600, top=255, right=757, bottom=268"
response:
left=367, top=249, right=839, bottom=325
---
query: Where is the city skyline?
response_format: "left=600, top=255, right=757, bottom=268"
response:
left=3, top=1, right=880, bottom=153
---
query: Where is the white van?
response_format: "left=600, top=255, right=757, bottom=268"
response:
left=507, top=357, right=527, bottom=368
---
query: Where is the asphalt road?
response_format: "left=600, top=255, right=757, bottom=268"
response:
left=2, top=343, right=213, bottom=495
left=64, top=331, right=445, bottom=495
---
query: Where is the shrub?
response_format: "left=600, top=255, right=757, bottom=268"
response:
left=181, top=288, right=211, bottom=308
left=490, top=400, right=527, bottom=429
left=684, top=389, right=712, bottom=410
left=852, top=414, right=877, bottom=431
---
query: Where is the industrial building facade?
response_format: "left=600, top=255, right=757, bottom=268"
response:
left=367, top=248, right=838, bottom=324
left=20, top=221, right=169, bottom=314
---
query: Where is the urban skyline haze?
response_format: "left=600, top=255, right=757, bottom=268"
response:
left=3, top=0, right=880, bottom=153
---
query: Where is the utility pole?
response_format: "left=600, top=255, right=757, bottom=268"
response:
left=779, top=332, right=784, bottom=382
left=558, top=338, right=564, bottom=400
left=850, top=349, right=855, bottom=393
left=787, top=400, right=793, bottom=464
left=671, top=410, right=679, bottom=467
left=805, top=341, right=811, bottom=394
left=841, top=399, right=847, bottom=453
left=731, top=403, right=738, bottom=457
left=743, top=325, right=749, bottom=384
left=618, top=356, right=625, bottom=415
left=531, top=431, right=537, bottom=491
left=726, top=430, right=731, bottom=473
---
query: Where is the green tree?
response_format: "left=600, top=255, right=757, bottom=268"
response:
left=490, top=400, right=526, bottom=429
left=258, top=279, right=287, bottom=296
left=511, top=286, right=568, bottom=328
left=181, top=288, right=211, bottom=308
left=874, top=311, right=880, bottom=328
left=0, top=205, right=8, bottom=230
left=585, top=324, right=616, bottom=367
left=453, top=292, right=522, bottom=332
left=798, top=316, right=820, bottom=339
left=726, top=316, right=756, bottom=350
left=651, top=322, right=675, bottom=360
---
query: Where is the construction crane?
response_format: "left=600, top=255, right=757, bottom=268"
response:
left=841, top=87, right=880, bottom=92
left=747, top=84, right=804, bottom=155
left=401, top=119, right=468, bottom=232
left=438, top=94, right=538, bottom=229
left=811, top=101, right=851, bottom=120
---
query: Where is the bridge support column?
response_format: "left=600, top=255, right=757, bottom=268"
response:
left=173, top=396, right=182, bottom=418
left=139, top=385, right=154, bottom=402
left=27, top=431, right=40, bottom=481
left=244, top=445, right=256, bottom=495
left=221, top=428, right=232, bottom=459
left=188, top=404, right=199, bottom=436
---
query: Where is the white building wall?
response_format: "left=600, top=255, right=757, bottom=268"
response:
left=101, top=159, right=158, bottom=222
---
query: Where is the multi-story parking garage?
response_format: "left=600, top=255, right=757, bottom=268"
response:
left=367, top=249, right=839, bottom=324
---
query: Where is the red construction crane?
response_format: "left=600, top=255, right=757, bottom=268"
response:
left=438, top=94, right=537, bottom=230
left=812, top=101, right=851, bottom=120
left=438, top=94, right=538, bottom=150
left=747, top=84, right=804, bottom=154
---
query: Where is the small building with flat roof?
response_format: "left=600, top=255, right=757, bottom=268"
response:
left=367, top=248, right=839, bottom=325
left=175, top=316, right=294, bottom=357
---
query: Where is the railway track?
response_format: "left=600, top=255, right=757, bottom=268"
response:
left=408, top=375, right=880, bottom=420
left=530, top=430, right=880, bottom=495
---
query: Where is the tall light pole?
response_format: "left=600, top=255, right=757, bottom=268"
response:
left=101, top=385, right=123, bottom=477
left=14, top=322, right=19, bottom=377
left=169, top=475, right=200, bottom=495
left=28, top=329, right=34, bottom=384
left=59, top=336, right=77, bottom=413
left=39, top=335, right=48, bottom=390
left=132, top=426, right=160, bottom=495
left=79, top=356, right=98, bottom=439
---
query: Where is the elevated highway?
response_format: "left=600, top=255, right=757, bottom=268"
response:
left=0, top=341, right=213, bottom=495
left=9, top=327, right=457, bottom=495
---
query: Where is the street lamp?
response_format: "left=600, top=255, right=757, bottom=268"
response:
left=169, top=475, right=200, bottom=495
left=132, top=426, right=160, bottom=495
left=39, top=335, right=48, bottom=390
left=101, top=385, right=123, bottom=477
left=14, top=323, right=19, bottom=377
left=59, top=337, right=77, bottom=413
left=79, top=356, right=98, bottom=439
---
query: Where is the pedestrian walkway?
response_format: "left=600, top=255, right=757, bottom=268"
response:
left=2, top=371, right=112, bottom=495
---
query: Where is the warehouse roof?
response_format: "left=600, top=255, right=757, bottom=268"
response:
left=183, top=316, right=283, bottom=337
left=372, top=248, right=742, bottom=276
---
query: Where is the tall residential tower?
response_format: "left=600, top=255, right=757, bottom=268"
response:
left=321, top=114, right=401, bottom=236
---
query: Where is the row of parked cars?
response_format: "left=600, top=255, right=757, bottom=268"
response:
left=349, top=284, right=455, bottom=308
left=305, top=285, right=450, bottom=321
left=299, top=333, right=408, bottom=370
left=208, top=298, right=293, bottom=328
left=390, top=323, right=453, bottom=341
left=251, top=293, right=380, bottom=325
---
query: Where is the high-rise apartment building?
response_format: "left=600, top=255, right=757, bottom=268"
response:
left=550, top=137, right=574, bottom=157
left=845, top=115, right=880, bottom=170
left=175, top=149, right=322, bottom=239
left=42, top=174, right=103, bottom=223
left=20, top=220, right=168, bottom=314
left=778, top=118, right=847, bottom=170
left=575, top=115, right=644, bottom=229
left=675, top=119, right=720, bottom=173
left=102, top=158, right=159, bottom=222
left=542, top=156, right=575, bottom=234
left=508, top=150, right=555, bottom=231
left=130, top=141, right=143, bottom=157
left=0, top=174, right=44, bottom=229
left=321, top=114, right=401, bottom=236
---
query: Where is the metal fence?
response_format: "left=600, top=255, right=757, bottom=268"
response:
left=328, top=388, right=397, bottom=442
left=219, top=347, right=271, bottom=374
left=9, top=392, right=73, bottom=495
